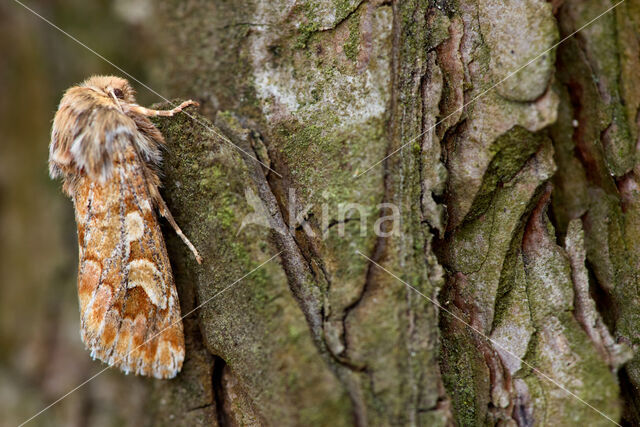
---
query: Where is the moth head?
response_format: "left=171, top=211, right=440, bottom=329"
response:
left=83, top=75, right=136, bottom=104
left=50, top=76, right=140, bottom=185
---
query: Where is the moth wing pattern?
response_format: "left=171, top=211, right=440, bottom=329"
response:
left=49, top=76, right=200, bottom=378
left=74, top=138, right=184, bottom=379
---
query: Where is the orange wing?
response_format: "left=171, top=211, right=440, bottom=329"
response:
left=73, top=146, right=184, bottom=379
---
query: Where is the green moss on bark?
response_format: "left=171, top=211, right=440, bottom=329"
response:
left=151, top=108, right=353, bottom=426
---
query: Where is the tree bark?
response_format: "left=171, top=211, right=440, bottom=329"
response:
left=145, top=0, right=640, bottom=425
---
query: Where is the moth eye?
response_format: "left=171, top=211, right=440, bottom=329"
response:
left=113, top=88, right=124, bottom=99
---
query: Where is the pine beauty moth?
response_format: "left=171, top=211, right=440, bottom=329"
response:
left=49, top=75, right=202, bottom=379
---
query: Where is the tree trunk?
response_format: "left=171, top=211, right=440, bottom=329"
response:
left=8, top=0, right=640, bottom=425
left=141, top=0, right=640, bottom=425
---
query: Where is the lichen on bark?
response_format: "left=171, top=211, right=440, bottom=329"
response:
left=146, top=0, right=640, bottom=425
left=152, top=109, right=354, bottom=426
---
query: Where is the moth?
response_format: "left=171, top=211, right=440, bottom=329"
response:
left=49, top=75, right=202, bottom=379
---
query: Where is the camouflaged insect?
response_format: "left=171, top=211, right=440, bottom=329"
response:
left=49, top=75, right=201, bottom=379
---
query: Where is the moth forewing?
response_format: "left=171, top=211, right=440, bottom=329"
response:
left=49, top=75, right=200, bottom=378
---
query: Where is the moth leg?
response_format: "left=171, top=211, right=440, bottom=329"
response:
left=126, top=100, right=199, bottom=117
left=157, top=197, right=203, bottom=264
